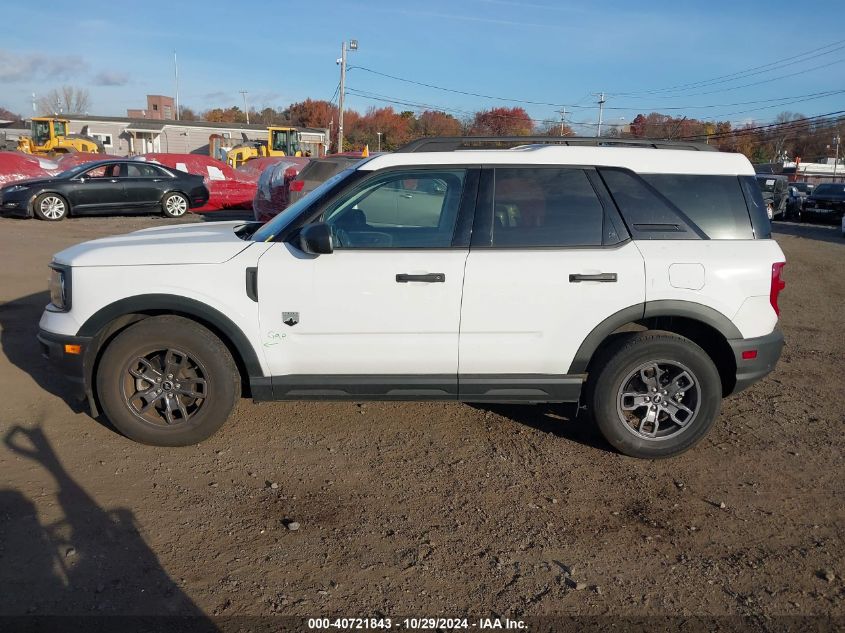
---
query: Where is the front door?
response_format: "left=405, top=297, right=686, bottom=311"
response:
left=69, top=163, right=127, bottom=211
left=256, top=168, right=476, bottom=398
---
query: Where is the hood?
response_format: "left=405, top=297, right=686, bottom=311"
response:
left=54, top=221, right=255, bottom=267
left=1, top=177, right=56, bottom=190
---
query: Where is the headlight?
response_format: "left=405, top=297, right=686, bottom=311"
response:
left=48, top=265, right=71, bottom=311
left=5, top=185, right=29, bottom=193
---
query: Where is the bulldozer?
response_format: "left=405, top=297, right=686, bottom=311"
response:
left=17, top=117, right=104, bottom=155
left=223, top=127, right=327, bottom=168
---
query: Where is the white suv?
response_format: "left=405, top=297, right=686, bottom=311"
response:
left=38, top=137, right=785, bottom=458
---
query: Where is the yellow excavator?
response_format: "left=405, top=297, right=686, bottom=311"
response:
left=224, top=127, right=326, bottom=168
left=17, top=117, right=104, bottom=155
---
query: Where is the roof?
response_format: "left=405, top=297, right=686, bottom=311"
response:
left=61, top=114, right=326, bottom=134
left=361, top=145, right=755, bottom=176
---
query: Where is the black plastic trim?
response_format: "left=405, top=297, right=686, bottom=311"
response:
left=245, top=267, right=258, bottom=302
left=458, top=374, right=583, bottom=402
left=568, top=304, right=645, bottom=373
left=567, top=301, right=743, bottom=373
left=268, top=374, right=585, bottom=403
left=643, top=300, right=742, bottom=339
left=728, top=328, right=784, bottom=395
left=76, top=294, right=264, bottom=377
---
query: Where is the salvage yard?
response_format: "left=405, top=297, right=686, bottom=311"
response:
left=0, top=214, right=843, bottom=621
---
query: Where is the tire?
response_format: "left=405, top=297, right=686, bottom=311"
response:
left=33, top=193, right=68, bottom=221
left=161, top=192, right=189, bottom=218
left=588, top=331, right=722, bottom=459
left=96, top=315, right=240, bottom=446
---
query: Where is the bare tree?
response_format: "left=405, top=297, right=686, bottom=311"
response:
left=36, top=86, right=91, bottom=115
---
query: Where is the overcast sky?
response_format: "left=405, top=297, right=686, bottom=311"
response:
left=1, top=0, right=843, bottom=133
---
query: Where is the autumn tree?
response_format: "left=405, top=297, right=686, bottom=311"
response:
left=469, top=107, right=533, bottom=136
left=288, top=99, right=335, bottom=128
left=346, top=106, right=413, bottom=151
left=413, top=110, right=463, bottom=137
left=202, top=106, right=248, bottom=123
left=36, top=86, right=91, bottom=115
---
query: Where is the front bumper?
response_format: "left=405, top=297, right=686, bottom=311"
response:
left=728, top=328, right=784, bottom=395
left=37, top=329, right=93, bottom=403
left=0, top=191, right=32, bottom=217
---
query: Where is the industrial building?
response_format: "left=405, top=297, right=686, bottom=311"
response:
left=60, top=115, right=328, bottom=157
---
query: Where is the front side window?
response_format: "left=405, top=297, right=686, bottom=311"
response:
left=491, top=168, right=604, bottom=247
left=322, top=170, right=466, bottom=248
left=84, top=164, right=122, bottom=178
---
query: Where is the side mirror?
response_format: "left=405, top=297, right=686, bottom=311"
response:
left=299, top=222, right=334, bottom=255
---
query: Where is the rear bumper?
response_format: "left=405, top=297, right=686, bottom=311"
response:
left=728, top=328, right=784, bottom=395
left=37, top=329, right=93, bottom=402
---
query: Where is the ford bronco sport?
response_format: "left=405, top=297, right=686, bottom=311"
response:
left=38, top=137, right=785, bottom=458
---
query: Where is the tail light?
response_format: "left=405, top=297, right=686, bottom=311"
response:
left=770, top=262, right=786, bottom=316
left=289, top=179, right=305, bottom=192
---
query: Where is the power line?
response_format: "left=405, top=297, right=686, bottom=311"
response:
left=614, top=38, right=845, bottom=97
left=676, top=111, right=845, bottom=141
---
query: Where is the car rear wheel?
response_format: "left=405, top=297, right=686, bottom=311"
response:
left=96, top=316, right=240, bottom=446
left=162, top=192, right=189, bottom=218
left=33, top=193, right=68, bottom=221
left=588, top=331, right=722, bottom=459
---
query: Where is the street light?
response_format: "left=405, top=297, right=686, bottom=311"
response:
left=376, top=131, right=382, bottom=152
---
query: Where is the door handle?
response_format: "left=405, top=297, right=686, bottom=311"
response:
left=396, top=273, right=445, bottom=283
left=569, top=272, right=617, bottom=283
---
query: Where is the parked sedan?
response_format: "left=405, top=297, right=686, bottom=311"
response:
left=0, top=159, right=209, bottom=221
left=801, top=182, right=845, bottom=224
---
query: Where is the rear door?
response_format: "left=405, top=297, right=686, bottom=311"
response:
left=458, top=167, right=645, bottom=397
left=122, top=162, right=170, bottom=208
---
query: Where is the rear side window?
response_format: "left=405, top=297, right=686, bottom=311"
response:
left=598, top=169, right=700, bottom=240
left=642, top=175, right=754, bottom=239
left=491, top=168, right=604, bottom=247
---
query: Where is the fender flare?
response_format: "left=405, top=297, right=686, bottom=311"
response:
left=77, top=294, right=263, bottom=377
left=567, top=300, right=742, bottom=373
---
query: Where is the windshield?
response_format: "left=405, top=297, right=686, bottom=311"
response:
left=251, top=167, right=358, bottom=242
left=32, top=120, right=51, bottom=145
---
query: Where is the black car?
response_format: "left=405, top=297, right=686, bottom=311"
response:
left=801, top=182, right=845, bottom=223
left=0, top=159, right=209, bottom=221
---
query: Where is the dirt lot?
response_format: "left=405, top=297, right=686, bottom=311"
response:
left=0, top=214, right=843, bottom=627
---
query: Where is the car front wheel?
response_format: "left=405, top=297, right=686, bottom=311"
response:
left=96, top=315, right=240, bottom=446
left=589, top=332, right=722, bottom=459
left=33, top=193, right=68, bottom=221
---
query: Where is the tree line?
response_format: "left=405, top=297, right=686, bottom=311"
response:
left=4, top=86, right=842, bottom=164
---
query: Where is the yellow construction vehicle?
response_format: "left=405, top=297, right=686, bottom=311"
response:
left=224, top=127, right=327, bottom=168
left=17, top=117, right=104, bottom=155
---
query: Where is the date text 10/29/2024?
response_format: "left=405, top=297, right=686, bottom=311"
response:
left=307, top=618, right=527, bottom=630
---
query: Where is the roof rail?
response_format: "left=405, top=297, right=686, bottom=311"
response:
left=396, top=136, right=718, bottom=153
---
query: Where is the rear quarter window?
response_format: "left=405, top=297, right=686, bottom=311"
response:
left=642, top=174, right=755, bottom=239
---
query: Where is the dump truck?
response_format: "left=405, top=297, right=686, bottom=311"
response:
left=17, top=118, right=104, bottom=155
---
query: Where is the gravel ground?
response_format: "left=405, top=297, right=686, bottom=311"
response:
left=0, top=214, right=842, bottom=628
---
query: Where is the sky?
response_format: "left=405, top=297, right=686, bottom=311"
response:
left=1, top=0, right=844, bottom=134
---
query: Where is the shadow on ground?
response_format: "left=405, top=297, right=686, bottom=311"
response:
left=469, top=402, right=615, bottom=454
left=0, top=426, right=217, bottom=629
left=773, top=220, right=843, bottom=245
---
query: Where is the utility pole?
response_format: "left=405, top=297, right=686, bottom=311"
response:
left=173, top=50, right=180, bottom=121
left=240, top=90, right=250, bottom=124
left=834, top=132, right=841, bottom=182
left=557, top=107, right=568, bottom=136
left=593, top=92, right=606, bottom=137
left=376, top=131, right=382, bottom=152
left=337, top=39, right=357, bottom=153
